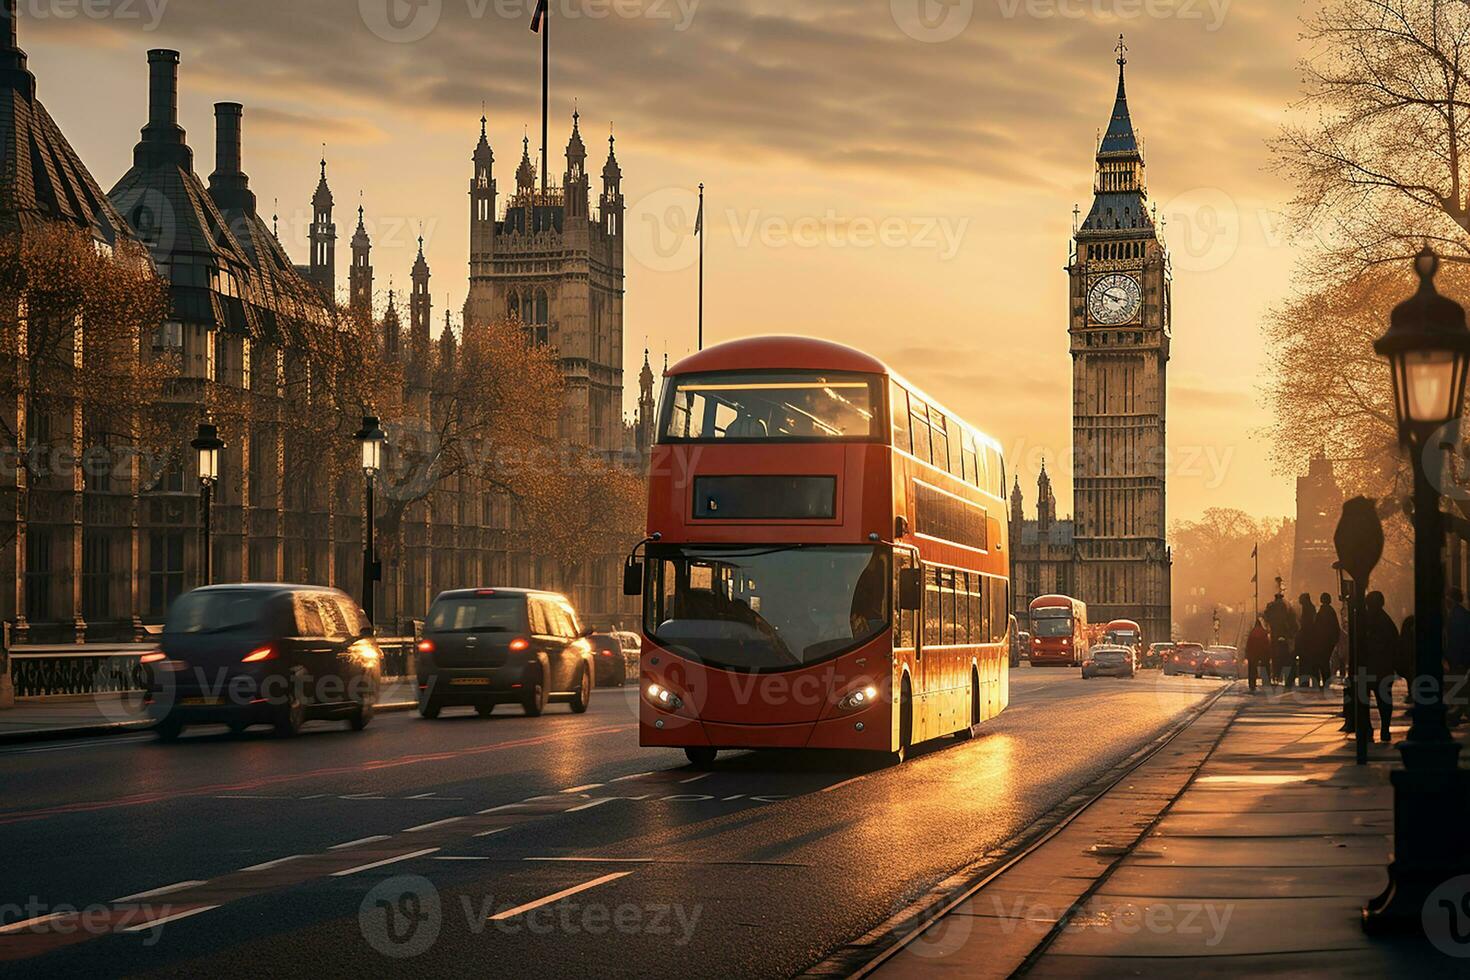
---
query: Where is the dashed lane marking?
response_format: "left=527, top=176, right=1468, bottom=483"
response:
left=403, top=816, right=463, bottom=833
left=565, top=798, right=617, bottom=813
left=0, top=913, right=65, bottom=935
left=562, top=783, right=604, bottom=793
left=110, top=881, right=206, bottom=903
left=121, top=905, right=219, bottom=933
left=488, top=872, right=632, bottom=921
left=240, top=855, right=306, bottom=872
left=679, top=773, right=711, bottom=784
left=474, top=827, right=510, bottom=838
left=330, top=848, right=440, bottom=877
left=329, top=835, right=390, bottom=850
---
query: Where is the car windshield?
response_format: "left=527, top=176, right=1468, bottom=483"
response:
left=645, top=544, right=889, bottom=672
left=164, top=589, right=274, bottom=634
left=1106, top=630, right=1139, bottom=645
left=427, top=595, right=528, bottom=633
left=662, top=371, right=881, bottom=441
left=1032, top=617, right=1074, bottom=637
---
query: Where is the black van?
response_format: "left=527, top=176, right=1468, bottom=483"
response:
left=146, top=584, right=381, bottom=739
left=416, top=588, right=594, bottom=718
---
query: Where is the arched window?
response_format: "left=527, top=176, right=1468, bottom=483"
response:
left=507, top=290, right=520, bottom=320
left=535, top=288, right=548, bottom=324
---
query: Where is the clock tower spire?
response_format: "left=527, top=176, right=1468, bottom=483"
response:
left=1066, top=35, right=1172, bottom=650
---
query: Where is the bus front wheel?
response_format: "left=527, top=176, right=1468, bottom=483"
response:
left=684, top=747, right=717, bottom=768
left=890, top=679, right=913, bottom=764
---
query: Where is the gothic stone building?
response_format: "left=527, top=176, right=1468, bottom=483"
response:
left=0, top=16, right=640, bottom=640
left=1291, top=451, right=1343, bottom=603
left=1011, top=41, right=1173, bottom=645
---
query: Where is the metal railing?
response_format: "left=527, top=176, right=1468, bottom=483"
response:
left=6, top=636, right=419, bottom=699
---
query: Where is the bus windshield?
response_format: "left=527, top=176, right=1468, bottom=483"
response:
left=645, top=544, right=889, bottom=672
left=1032, top=616, right=1075, bottom=637
left=662, top=371, right=881, bottom=441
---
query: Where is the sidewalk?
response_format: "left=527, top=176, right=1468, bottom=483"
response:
left=0, top=679, right=419, bottom=744
left=873, top=686, right=1464, bottom=977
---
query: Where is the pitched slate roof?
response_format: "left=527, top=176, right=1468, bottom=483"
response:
left=0, top=4, right=133, bottom=243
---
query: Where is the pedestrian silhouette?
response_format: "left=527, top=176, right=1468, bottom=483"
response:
left=1292, top=592, right=1317, bottom=688
left=1245, top=618, right=1272, bottom=693
left=1263, top=592, right=1296, bottom=687
left=1361, top=591, right=1398, bottom=743
left=1312, top=593, right=1341, bottom=694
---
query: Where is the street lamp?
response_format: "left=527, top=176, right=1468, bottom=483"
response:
left=354, top=416, right=387, bottom=625
left=1364, top=246, right=1470, bottom=933
left=189, top=422, right=225, bottom=586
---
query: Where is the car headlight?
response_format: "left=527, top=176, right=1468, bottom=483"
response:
left=837, top=685, right=880, bottom=711
left=644, top=683, right=684, bottom=711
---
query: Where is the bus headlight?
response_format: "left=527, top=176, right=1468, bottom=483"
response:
left=645, top=683, right=684, bottom=711
left=838, top=685, right=880, bottom=711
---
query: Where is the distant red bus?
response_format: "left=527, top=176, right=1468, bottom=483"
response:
left=1103, top=619, right=1143, bottom=657
left=629, top=336, right=1011, bottom=765
left=1029, top=595, right=1088, bottom=666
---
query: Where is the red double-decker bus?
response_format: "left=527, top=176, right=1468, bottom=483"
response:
left=626, top=336, right=1011, bottom=766
left=1028, top=594, right=1088, bottom=666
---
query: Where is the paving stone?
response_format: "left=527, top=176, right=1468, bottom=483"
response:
left=1099, top=863, right=1388, bottom=899
left=1154, top=810, right=1392, bottom=837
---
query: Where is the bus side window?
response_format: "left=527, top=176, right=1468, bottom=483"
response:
left=910, top=398, right=931, bottom=464
left=968, top=573, right=981, bottom=645
left=961, top=432, right=978, bottom=487
left=980, top=577, right=992, bottom=645
left=890, top=381, right=911, bottom=454
left=893, top=553, right=916, bottom=649
left=923, top=567, right=942, bottom=648
left=930, top=410, right=949, bottom=474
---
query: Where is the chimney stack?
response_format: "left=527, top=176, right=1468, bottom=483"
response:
left=208, top=102, right=254, bottom=214
left=135, top=49, right=190, bottom=168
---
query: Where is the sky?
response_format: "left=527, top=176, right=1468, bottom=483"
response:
left=24, top=0, right=1314, bottom=524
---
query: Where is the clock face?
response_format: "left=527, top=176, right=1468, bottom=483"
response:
left=1088, top=273, right=1142, bottom=325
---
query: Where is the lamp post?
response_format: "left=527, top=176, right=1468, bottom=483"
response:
left=190, top=422, right=224, bottom=586
left=354, top=416, right=386, bottom=624
left=1363, top=247, right=1470, bottom=933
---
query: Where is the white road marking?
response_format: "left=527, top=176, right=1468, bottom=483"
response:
left=339, top=793, right=386, bottom=800
left=566, top=797, right=617, bottom=813
left=241, top=855, right=305, bottom=871
left=433, top=856, right=491, bottom=861
left=525, top=856, right=652, bottom=864
left=403, top=816, right=463, bottom=833
left=488, top=872, right=632, bottom=921
left=331, top=848, right=440, bottom=877
left=474, top=827, right=510, bottom=838
left=122, top=905, right=219, bottom=932
left=329, top=835, right=391, bottom=850
left=722, top=794, right=746, bottom=801
left=477, top=803, right=531, bottom=814
left=214, top=794, right=286, bottom=800
left=679, top=773, right=711, bottom=784
left=610, top=771, right=654, bottom=782
left=562, top=783, right=604, bottom=793
left=299, top=794, right=330, bottom=800
left=820, top=775, right=868, bottom=794
left=4, top=735, right=153, bottom=755
left=111, top=880, right=206, bottom=903
left=0, top=912, right=66, bottom=934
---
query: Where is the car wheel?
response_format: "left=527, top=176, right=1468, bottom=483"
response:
left=890, top=677, right=913, bottom=765
left=154, top=714, right=184, bottom=742
left=227, top=720, right=251, bottom=735
left=349, top=697, right=374, bottom=731
left=522, top=670, right=548, bottom=717
left=570, top=667, right=592, bottom=714
left=274, top=694, right=305, bottom=738
left=417, top=697, right=441, bottom=719
left=475, top=703, right=496, bottom=718
left=684, top=746, right=717, bottom=768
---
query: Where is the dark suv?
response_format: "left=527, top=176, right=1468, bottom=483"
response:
left=586, top=631, right=628, bottom=687
left=416, top=588, right=595, bottom=718
left=146, top=584, right=381, bottom=739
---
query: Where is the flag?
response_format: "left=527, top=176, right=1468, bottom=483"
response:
left=694, top=194, right=703, bottom=236
left=530, top=0, right=547, bottom=32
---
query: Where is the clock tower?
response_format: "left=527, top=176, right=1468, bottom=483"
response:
left=1067, top=36, right=1172, bottom=645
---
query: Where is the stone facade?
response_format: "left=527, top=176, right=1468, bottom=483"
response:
left=0, top=16, right=644, bottom=639
left=1291, top=451, right=1343, bottom=601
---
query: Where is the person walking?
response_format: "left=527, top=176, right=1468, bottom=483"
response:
left=1397, top=614, right=1416, bottom=709
left=1291, top=592, right=1316, bottom=689
left=1312, top=593, right=1341, bottom=695
left=1361, top=591, right=1398, bottom=743
left=1264, top=592, right=1297, bottom=687
left=1245, top=618, right=1272, bottom=693
left=1446, top=589, right=1470, bottom=726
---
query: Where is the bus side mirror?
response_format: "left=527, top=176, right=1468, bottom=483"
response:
left=898, top=568, right=921, bottom=611
left=623, top=558, right=644, bottom=597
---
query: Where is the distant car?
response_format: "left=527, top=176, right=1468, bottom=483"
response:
left=1144, top=641, right=1174, bottom=669
left=416, top=588, right=595, bottom=718
left=1163, top=642, right=1205, bottom=676
left=613, top=630, right=642, bottom=677
left=1082, top=644, right=1136, bottom=679
left=586, top=631, right=628, bottom=687
left=1017, top=631, right=1031, bottom=661
left=1199, top=645, right=1241, bottom=680
left=146, top=584, right=381, bottom=740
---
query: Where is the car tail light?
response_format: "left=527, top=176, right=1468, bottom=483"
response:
left=600, top=648, right=615, bottom=657
left=509, top=637, right=530, bottom=652
left=417, top=639, right=435, bottom=654
left=139, top=651, right=166, bottom=664
left=476, top=588, right=496, bottom=595
left=241, top=645, right=277, bottom=663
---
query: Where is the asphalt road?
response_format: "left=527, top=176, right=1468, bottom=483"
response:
left=0, top=667, right=1225, bottom=978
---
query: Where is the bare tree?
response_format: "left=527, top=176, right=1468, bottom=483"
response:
left=1275, top=0, right=1470, bottom=275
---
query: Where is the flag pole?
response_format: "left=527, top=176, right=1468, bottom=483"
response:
left=1254, top=543, right=1259, bottom=620
left=698, top=182, right=705, bottom=351
left=541, top=4, right=549, bottom=199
